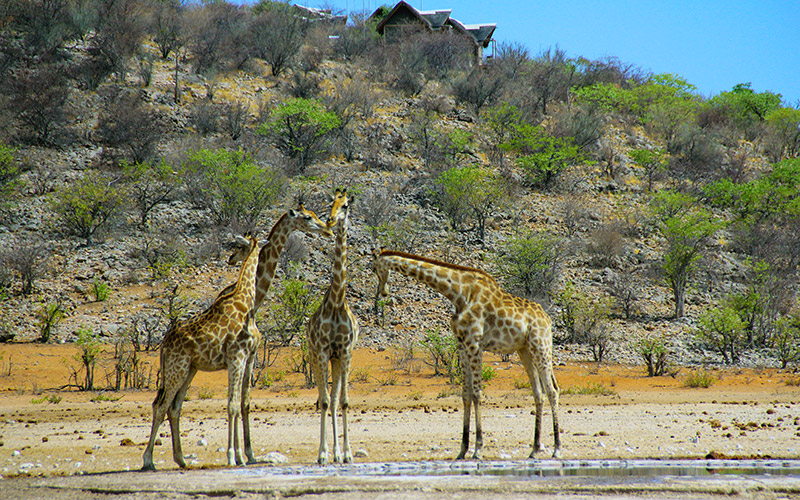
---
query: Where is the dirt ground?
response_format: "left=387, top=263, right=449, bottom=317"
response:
left=1, top=342, right=799, bottom=480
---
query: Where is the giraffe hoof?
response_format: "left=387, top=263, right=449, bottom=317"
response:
left=552, top=449, right=562, bottom=459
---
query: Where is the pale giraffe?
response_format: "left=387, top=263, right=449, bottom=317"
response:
left=142, top=234, right=260, bottom=471
left=372, top=249, right=561, bottom=460
left=220, top=203, right=333, bottom=463
left=306, top=189, right=359, bottom=464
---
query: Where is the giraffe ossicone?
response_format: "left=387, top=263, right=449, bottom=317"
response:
left=372, top=249, right=561, bottom=460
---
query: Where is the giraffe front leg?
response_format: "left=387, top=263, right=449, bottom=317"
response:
left=227, top=363, right=245, bottom=466
left=313, top=355, right=331, bottom=465
left=330, top=358, right=343, bottom=463
left=340, top=357, right=354, bottom=463
left=472, top=393, right=483, bottom=460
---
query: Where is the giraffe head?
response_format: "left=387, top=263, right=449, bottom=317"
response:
left=288, top=202, right=334, bottom=238
left=371, top=248, right=390, bottom=297
left=326, top=189, right=354, bottom=230
left=227, top=203, right=332, bottom=264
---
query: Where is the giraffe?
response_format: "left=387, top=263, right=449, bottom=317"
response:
left=220, top=203, right=333, bottom=464
left=306, top=189, right=360, bottom=464
left=142, top=234, right=260, bottom=471
left=372, top=249, right=561, bottom=460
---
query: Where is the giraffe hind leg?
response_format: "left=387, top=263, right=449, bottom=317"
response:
left=340, top=355, right=354, bottom=463
left=167, top=366, right=197, bottom=468
left=330, top=357, right=343, bottom=463
left=142, top=387, right=170, bottom=471
left=519, top=349, right=546, bottom=458
left=241, top=352, right=257, bottom=464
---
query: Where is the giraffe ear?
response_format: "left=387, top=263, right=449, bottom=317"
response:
left=235, top=234, right=249, bottom=246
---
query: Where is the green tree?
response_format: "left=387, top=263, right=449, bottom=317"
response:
left=638, top=74, right=699, bottom=148
left=122, top=160, right=183, bottom=228
left=501, top=121, right=585, bottom=187
left=73, top=326, right=102, bottom=391
left=774, top=313, right=800, bottom=369
left=49, top=172, right=124, bottom=246
left=709, top=82, right=782, bottom=137
left=258, top=98, right=340, bottom=168
left=764, top=107, right=800, bottom=160
left=695, top=305, right=746, bottom=364
left=483, top=102, right=523, bottom=167
left=651, top=190, right=723, bottom=318
left=435, top=165, right=509, bottom=241
left=35, top=299, right=65, bottom=343
left=419, top=328, right=460, bottom=384
left=629, top=147, right=667, bottom=191
left=183, top=149, right=285, bottom=232
left=496, top=230, right=564, bottom=299
left=705, top=158, right=800, bottom=224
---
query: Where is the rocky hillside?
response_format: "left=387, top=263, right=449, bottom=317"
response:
left=1, top=1, right=798, bottom=375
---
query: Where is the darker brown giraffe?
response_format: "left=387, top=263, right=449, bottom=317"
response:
left=307, top=189, right=359, bottom=464
left=221, top=203, right=333, bottom=464
left=372, top=249, right=561, bottom=460
left=142, top=234, right=260, bottom=471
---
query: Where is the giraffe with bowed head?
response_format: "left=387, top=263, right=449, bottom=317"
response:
left=372, top=249, right=561, bottom=460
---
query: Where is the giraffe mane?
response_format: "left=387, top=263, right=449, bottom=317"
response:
left=267, top=212, right=289, bottom=240
left=379, top=250, right=497, bottom=283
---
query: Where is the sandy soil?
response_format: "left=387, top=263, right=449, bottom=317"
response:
left=0, top=342, right=799, bottom=480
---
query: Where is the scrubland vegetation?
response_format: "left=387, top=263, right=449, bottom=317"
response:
left=1, top=0, right=799, bottom=392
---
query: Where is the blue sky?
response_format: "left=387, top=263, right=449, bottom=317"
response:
left=289, top=0, right=800, bottom=105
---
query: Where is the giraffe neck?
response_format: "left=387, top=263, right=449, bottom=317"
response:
left=381, top=253, right=471, bottom=310
left=253, top=214, right=293, bottom=311
left=327, top=216, right=348, bottom=307
left=221, top=238, right=260, bottom=311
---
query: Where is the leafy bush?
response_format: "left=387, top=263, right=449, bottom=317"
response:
left=683, top=369, right=715, bottom=388
left=435, top=165, right=509, bottom=241
left=695, top=305, right=745, bottom=364
left=552, top=282, right=613, bottom=346
left=481, top=364, right=497, bottom=383
left=773, top=314, right=800, bottom=369
left=637, top=334, right=670, bottom=376
left=629, top=147, right=667, bottom=191
left=257, top=98, right=340, bottom=169
left=49, top=172, right=125, bottom=246
left=0, top=142, right=19, bottom=196
left=419, top=328, right=460, bottom=384
left=182, top=148, right=285, bottom=233
left=72, top=326, right=102, bottom=391
left=35, top=299, right=65, bottom=343
left=122, top=160, right=183, bottom=228
left=496, top=230, right=564, bottom=299
left=501, top=120, right=585, bottom=188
